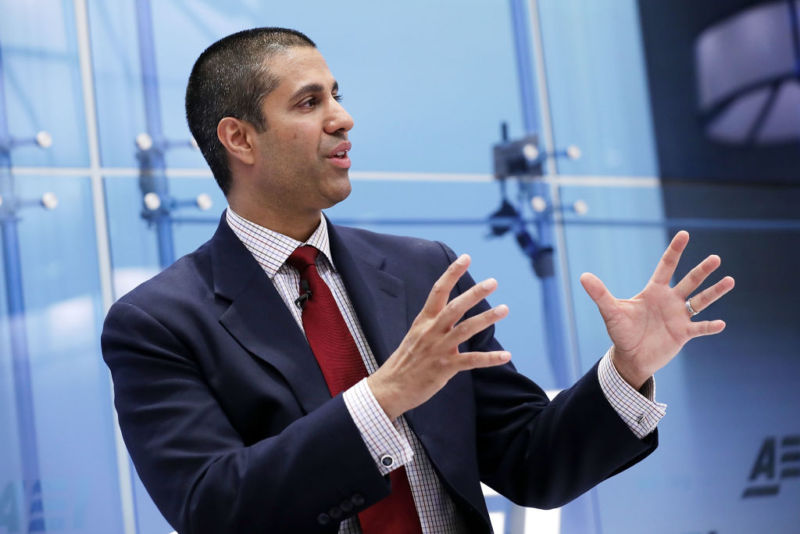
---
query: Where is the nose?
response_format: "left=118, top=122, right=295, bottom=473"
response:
left=325, top=97, right=354, bottom=135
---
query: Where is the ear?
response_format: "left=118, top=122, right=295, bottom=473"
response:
left=217, top=117, right=257, bottom=166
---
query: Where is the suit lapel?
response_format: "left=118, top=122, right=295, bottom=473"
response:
left=209, top=216, right=330, bottom=414
left=327, top=221, right=407, bottom=368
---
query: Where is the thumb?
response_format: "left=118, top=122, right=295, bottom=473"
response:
left=580, top=272, right=616, bottom=318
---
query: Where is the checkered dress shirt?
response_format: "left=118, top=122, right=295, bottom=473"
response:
left=226, top=208, right=666, bottom=532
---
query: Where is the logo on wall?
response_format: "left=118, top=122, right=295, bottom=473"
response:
left=742, top=435, right=800, bottom=497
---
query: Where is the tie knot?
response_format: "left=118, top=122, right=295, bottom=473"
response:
left=287, top=245, right=319, bottom=272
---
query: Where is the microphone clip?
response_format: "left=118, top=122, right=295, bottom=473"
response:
left=294, top=279, right=312, bottom=309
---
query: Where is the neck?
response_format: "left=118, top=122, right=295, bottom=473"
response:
left=228, top=201, right=321, bottom=242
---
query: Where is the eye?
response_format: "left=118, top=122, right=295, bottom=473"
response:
left=333, top=94, right=344, bottom=103
left=299, top=96, right=318, bottom=108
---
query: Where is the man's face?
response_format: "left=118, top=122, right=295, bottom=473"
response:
left=250, top=46, right=354, bottom=219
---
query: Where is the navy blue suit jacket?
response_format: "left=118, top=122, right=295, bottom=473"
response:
left=101, top=215, right=657, bottom=533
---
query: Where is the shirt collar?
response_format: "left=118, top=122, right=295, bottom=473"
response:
left=225, top=207, right=335, bottom=279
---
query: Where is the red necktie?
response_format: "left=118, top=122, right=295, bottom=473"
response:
left=287, top=246, right=423, bottom=534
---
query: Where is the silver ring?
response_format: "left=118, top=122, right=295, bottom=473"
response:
left=685, top=298, right=699, bottom=317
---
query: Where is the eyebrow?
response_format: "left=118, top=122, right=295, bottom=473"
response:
left=290, top=80, right=339, bottom=102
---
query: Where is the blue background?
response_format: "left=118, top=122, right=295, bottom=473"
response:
left=0, top=1, right=797, bottom=533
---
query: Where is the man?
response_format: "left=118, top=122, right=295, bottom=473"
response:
left=102, top=28, right=734, bottom=533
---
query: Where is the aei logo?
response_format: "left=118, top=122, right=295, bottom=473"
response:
left=742, top=435, right=800, bottom=498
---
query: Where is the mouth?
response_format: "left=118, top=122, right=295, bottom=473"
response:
left=327, top=141, right=352, bottom=158
left=326, top=141, right=352, bottom=169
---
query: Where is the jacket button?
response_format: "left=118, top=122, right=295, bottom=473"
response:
left=351, top=493, right=365, bottom=507
left=340, top=499, right=354, bottom=513
left=317, top=513, right=331, bottom=525
left=329, top=506, right=342, bottom=519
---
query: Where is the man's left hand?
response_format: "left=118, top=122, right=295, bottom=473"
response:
left=579, top=230, right=735, bottom=389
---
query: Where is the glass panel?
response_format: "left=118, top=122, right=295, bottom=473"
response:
left=169, top=176, right=228, bottom=257
left=105, top=174, right=225, bottom=297
left=538, top=0, right=658, bottom=176
left=104, top=175, right=160, bottom=296
left=0, top=175, right=122, bottom=532
left=0, top=0, right=89, bottom=167
left=86, top=0, right=146, bottom=169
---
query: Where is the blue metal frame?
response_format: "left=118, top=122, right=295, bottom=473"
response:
left=508, top=0, right=576, bottom=389
left=0, top=42, right=46, bottom=533
left=507, top=2, right=598, bottom=533
left=135, top=0, right=175, bottom=269
left=510, top=0, right=539, bottom=136
left=169, top=214, right=800, bottom=232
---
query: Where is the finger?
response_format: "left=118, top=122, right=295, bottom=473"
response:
left=421, top=254, right=471, bottom=317
left=650, top=231, right=690, bottom=285
left=674, top=254, right=721, bottom=297
left=455, top=350, right=512, bottom=371
left=438, top=277, right=499, bottom=328
left=579, top=272, right=616, bottom=320
left=687, top=276, right=735, bottom=314
left=449, top=304, right=509, bottom=345
left=687, top=319, right=726, bottom=338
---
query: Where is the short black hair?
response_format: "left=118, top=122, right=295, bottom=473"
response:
left=185, top=28, right=316, bottom=195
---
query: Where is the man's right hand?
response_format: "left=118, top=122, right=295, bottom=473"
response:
left=367, top=254, right=511, bottom=420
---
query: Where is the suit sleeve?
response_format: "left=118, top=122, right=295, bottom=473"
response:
left=102, top=299, right=391, bottom=534
left=435, top=242, right=658, bottom=509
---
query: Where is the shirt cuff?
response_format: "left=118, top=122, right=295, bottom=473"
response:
left=597, top=351, right=667, bottom=439
left=342, top=378, right=414, bottom=476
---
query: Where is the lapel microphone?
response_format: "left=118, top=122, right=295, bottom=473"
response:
left=294, top=278, right=312, bottom=309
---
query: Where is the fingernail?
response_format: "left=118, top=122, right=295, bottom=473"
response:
left=481, top=278, right=497, bottom=290
left=456, top=254, right=469, bottom=265
left=495, top=304, right=508, bottom=316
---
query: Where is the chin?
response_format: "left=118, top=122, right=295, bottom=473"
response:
left=324, top=178, right=352, bottom=207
